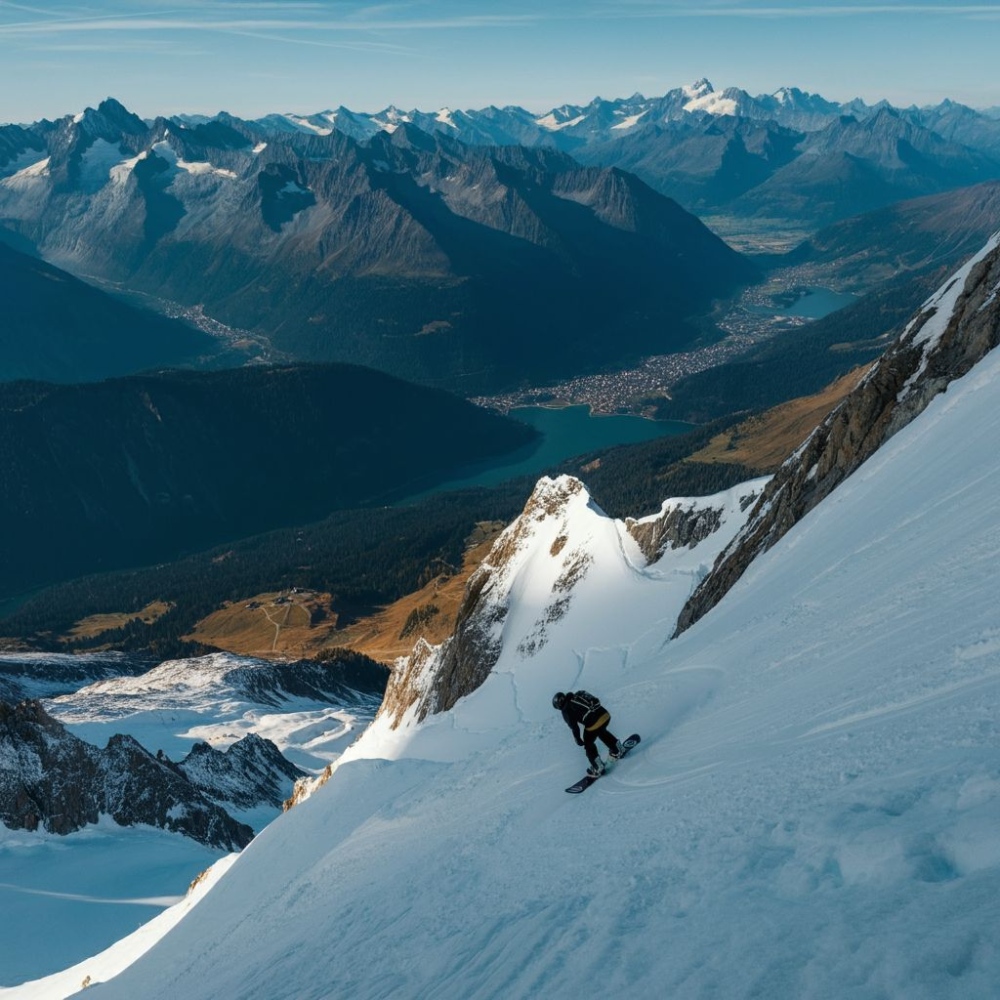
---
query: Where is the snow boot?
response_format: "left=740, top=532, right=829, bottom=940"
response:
left=586, top=760, right=605, bottom=778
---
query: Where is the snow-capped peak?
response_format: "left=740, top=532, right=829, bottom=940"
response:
left=682, top=78, right=714, bottom=99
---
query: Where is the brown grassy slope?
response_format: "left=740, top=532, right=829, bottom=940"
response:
left=65, top=601, right=173, bottom=641
left=183, top=523, right=506, bottom=664
left=686, top=366, right=871, bottom=472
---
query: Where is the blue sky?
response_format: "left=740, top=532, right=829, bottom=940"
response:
left=1, top=1, right=999, bottom=123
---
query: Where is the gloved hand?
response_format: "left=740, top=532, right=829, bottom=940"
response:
left=574, top=734, right=584, bottom=746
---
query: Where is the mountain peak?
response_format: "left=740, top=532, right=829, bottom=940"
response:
left=683, top=78, right=714, bottom=98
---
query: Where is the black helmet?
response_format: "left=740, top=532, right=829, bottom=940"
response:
left=552, top=692, right=567, bottom=710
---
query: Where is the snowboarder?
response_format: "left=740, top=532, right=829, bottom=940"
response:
left=552, top=690, right=623, bottom=777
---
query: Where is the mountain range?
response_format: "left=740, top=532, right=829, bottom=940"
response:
left=231, top=79, right=1000, bottom=225
left=0, top=99, right=755, bottom=394
left=5, top=83, right=1000, bottom=396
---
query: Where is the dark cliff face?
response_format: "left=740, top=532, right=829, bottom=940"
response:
left=675, top=234, right=1000, bottom=636
left=0, top=699, right=253, bottom=849
left=178, top=733, right=306, bottom=810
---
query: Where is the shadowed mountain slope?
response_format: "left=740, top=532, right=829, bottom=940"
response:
left=0, top=363, right=536, bottom=597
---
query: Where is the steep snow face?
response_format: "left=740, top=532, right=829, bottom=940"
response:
left=78, top=323, right=1000, bottom=999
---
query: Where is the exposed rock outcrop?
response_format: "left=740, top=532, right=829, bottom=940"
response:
left=379, top=477, right=598, bottom=727
left=0, top=699, right=253, bottom=849
left=177, top=732, right=306, bottom=810
left=626, top=502, right=727, bottom=563
left=675, top=232, right=1000, bottom=635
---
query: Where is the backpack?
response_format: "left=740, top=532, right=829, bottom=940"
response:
left=570, top=690, right=602, bottom=722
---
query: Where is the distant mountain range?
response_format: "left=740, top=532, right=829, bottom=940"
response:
left=216, top=80, right=1000, bottom=159
left=0, top=363, right=536, bottom=597
left=4, top=83, right=997, bottom=391
left=218, top=79, right=1000, bottom=224
left=0, top=98, right=755, bottom=393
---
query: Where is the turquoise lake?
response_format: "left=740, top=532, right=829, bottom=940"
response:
left=757, top=286, right=859, bottom=320
left=406, top=405, right=692, bottom=500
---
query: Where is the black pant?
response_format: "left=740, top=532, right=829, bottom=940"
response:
left=583, top=716, right=619, bottom=765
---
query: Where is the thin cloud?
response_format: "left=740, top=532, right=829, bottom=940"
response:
left=0, top=10, right=540, bottom=36
left=589, top=1, right=1000, bottom=15
left=219, top=27, right=414, bottom=52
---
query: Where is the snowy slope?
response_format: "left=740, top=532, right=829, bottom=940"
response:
left=0, top=840, right=236, bottom=998
left=46, top=652, right=382, bottom=775
left=70, top=309, right=1000, bottom=1000
left=0, top=821, right=227, bottom=990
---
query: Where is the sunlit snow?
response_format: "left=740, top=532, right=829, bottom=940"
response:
left=46, top=651, right=376, bottom=772
left=281, top=114, right=332, bottom=136
left=683, top=91, right=738, bottom=116
left=75, top=257, right=1000, bottom=998
left=108, top=151, right=147, bottom=185
left=148, top=140, right=237, bottom=179
left=535, top=113, right=587, bottom=131
left=612, top=111, right=648, bottom=130
left=1, top=156, right=50, bottom=186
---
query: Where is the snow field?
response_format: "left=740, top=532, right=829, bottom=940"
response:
left=81, top=339, right=1000, bottom=998
left=0, top=844, right=236, bottom=999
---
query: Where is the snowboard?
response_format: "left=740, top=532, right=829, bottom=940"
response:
left=565, top=734, right=641, bottom=793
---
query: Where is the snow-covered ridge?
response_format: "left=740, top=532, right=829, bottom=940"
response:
left=374, top=474, right=766, bottom=739
left=676, top=230, right=1000, bottom=635
left=46, top=651, right=386, bottom=770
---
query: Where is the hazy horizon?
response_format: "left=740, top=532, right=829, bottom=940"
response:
left=2, top=1, right=999, bottom=124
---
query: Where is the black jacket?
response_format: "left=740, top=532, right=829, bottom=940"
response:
left=560, top=692, right=606, bottom=737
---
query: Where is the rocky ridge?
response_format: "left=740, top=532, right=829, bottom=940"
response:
left=175, top=733, right=306, bottom=811
left=675, top=231, right=1000, bottom=635
left=0, top=699, right=253, bottom=849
